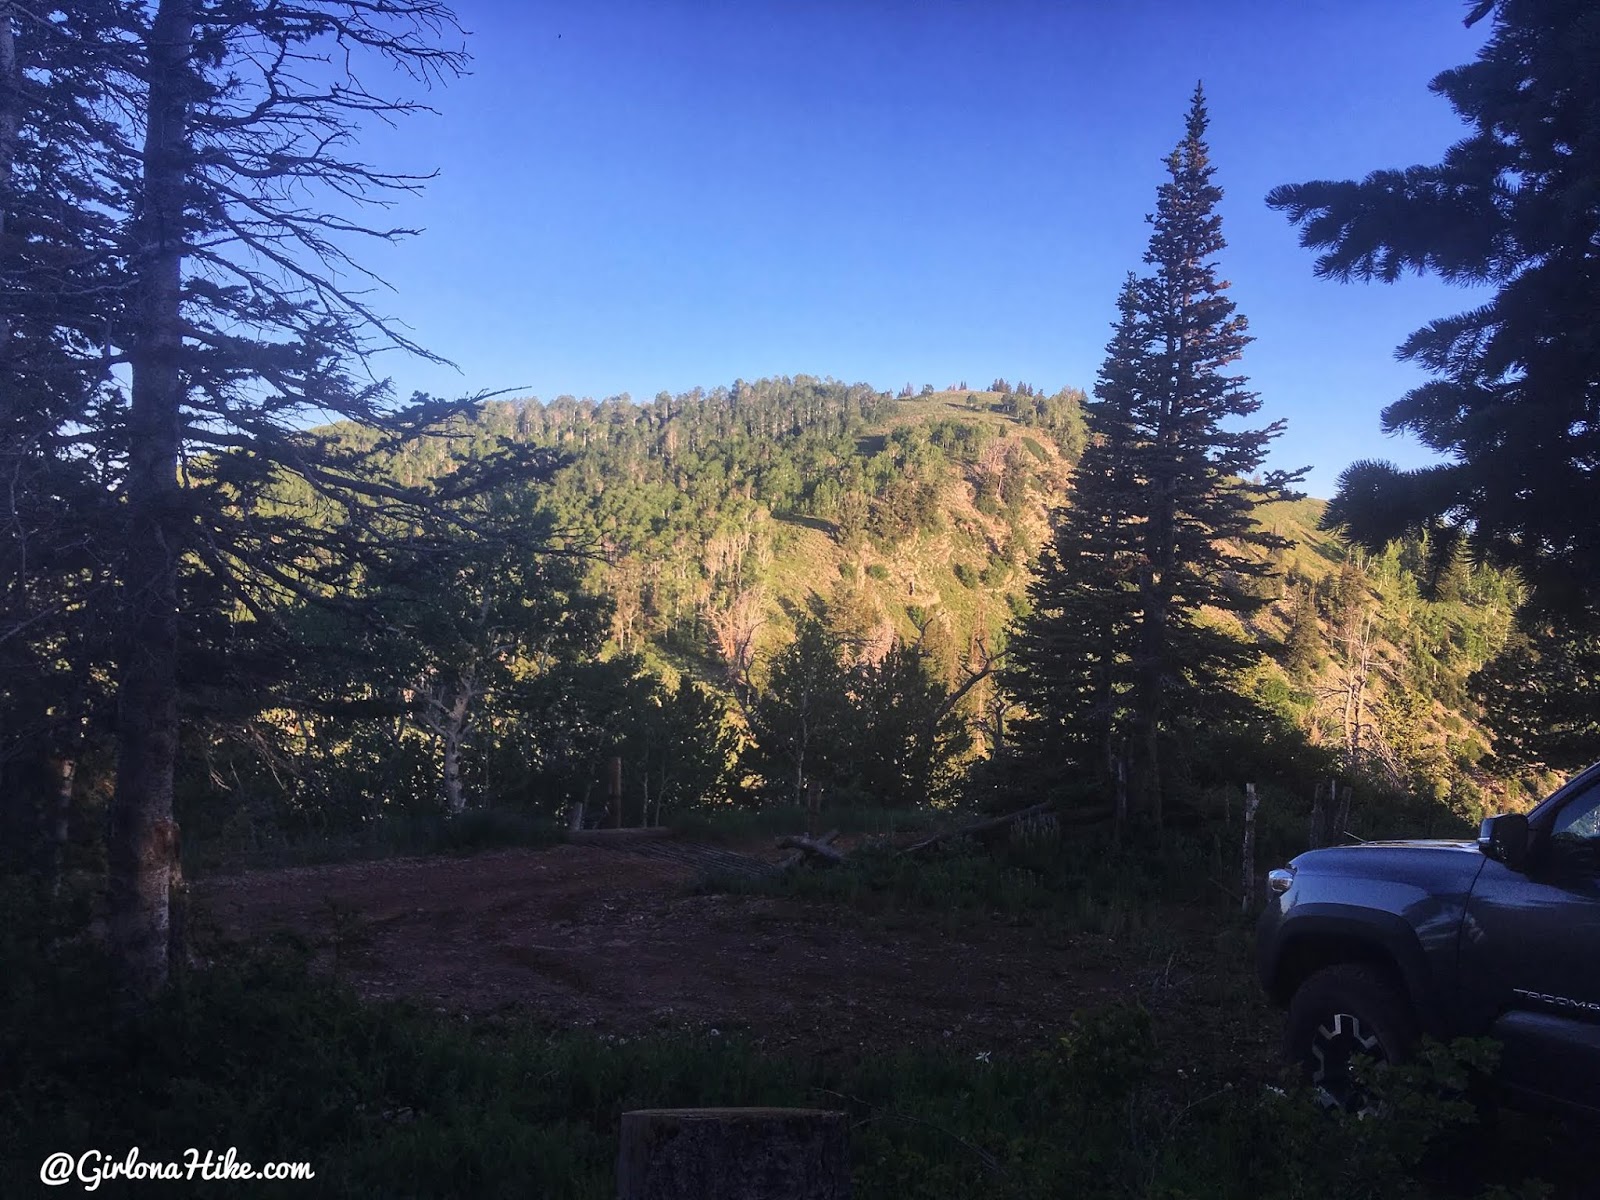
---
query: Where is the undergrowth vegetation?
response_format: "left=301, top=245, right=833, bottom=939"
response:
left=691, top=775, right=1477, bottom=931
left=0, top=893, right=1573, bottom=1200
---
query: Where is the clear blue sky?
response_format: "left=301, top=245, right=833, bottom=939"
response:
left=355, top=1, right=1490, bottom=498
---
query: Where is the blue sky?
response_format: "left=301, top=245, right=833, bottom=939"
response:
left=356, top=1, right=1489, bottom=498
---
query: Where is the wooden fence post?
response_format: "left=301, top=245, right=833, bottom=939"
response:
left=618, top=1107, right=850, bottom=1200
left=1241, top=783, right=1260, bottom=915
left=1333, top=782, right=1353, bottom=844
left=1309, top=780, right=1327, bottom=850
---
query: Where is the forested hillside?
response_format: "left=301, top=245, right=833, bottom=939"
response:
left=159, top=374, right=1529, bottom=863
left=373, top=378, right=1082, bottom=667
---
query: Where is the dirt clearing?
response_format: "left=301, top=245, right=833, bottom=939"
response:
left=198, top=839, right=1274, bottom=1068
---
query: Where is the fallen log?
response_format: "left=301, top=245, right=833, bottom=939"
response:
left=897, top=801, right=1054, bottom=858
left=775, top=830, right=844, bottom=866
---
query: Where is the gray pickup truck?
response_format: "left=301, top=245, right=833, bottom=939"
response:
left=1257, top=762, right=1600, bottom=1117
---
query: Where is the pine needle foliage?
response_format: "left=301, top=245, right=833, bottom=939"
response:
left=1269, top=0, right=1600, bottom=617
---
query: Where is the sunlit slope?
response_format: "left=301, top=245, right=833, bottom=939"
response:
left=334, top=380, right=1521, bottom=802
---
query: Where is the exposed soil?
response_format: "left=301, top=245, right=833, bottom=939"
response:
left=198, top=839, right=1276, bottom=1069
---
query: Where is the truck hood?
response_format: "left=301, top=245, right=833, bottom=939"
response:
left=1288, top=839, right=1487, bottom=891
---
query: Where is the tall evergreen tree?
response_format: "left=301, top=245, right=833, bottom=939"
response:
left=1267, top=0, right=1600, bottom=617
left=1007, top=87, right=1301, bottom=824
left=1283, top=582, right=1323, bottom=679
left=4, top=0, right=552, bottom=1003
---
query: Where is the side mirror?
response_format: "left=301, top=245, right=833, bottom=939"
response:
left=1479, top=812, right=1531, bottom=871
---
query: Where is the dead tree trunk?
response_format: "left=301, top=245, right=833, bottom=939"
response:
left=900, top=801, right=1053, bottom=858
left=617, top=1107, right=850, bottom=1200
left=47, top=754, right=75, bottom=895
left=1240, top=783, right=1259, bottom=915
left=776, top=830, right=843, bottom=866
left=109, top=0, right=193, bottom=1007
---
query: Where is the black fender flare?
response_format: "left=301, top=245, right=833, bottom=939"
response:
left=1266, top=904, right=1449, bottom=1038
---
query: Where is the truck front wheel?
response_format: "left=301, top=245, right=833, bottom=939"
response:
left=1285, top=963, right=1419, bottom=1113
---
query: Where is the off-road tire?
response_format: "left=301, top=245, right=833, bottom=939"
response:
left=1285, top=963, right=1419, bottom=1112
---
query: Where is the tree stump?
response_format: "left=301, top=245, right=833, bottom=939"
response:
left=617, top=1107, right=850, bottom=1200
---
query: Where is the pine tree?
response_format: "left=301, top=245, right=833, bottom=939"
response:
left=1284, top=583, right=1322, bottom=679
left=1006, top=87, right=1302, bottom=824
left=6, top=0, right=549, bottom=1003
left=1269, top=0, right=1600, bottom=617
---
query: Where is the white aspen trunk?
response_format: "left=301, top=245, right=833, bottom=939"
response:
left=441, top=735, right=464, bottom=815
left=440, top=680, right=471, bottom=815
